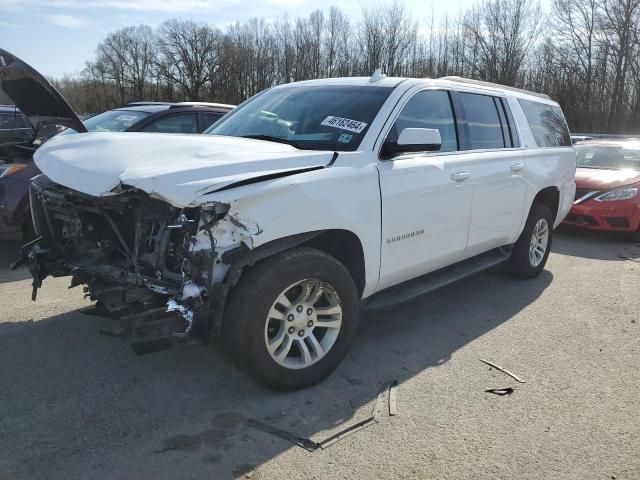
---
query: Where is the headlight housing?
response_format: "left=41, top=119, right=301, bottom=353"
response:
left=595, top=186, right=638, bottom=202
left=0, top=164, right=28, bottom=178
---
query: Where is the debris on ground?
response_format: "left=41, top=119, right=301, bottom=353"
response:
left=485, top=387, right=515, bottom=396
left=247, top=381, right=398, bottom=451
left=617, top=254, right=640, bottom=263
left=389, top=380, right=398, bottom=416
left=480, top=359, right=526, bottom=383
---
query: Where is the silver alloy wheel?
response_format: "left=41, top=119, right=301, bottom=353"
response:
left=529, top=218, right=549, bottom=267
left=264, top=278, right=343, bottom=370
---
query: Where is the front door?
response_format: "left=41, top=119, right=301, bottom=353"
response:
left=377, top=89, right=473, bottom=291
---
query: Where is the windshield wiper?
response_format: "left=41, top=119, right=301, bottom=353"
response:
left=239, top=134, right=310, bottom=150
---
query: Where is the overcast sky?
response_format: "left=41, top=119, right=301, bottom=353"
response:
left=0, top=0, right=480, bottom=78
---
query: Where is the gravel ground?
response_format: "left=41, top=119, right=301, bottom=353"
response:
left=0, top=227, right=638, bottom=480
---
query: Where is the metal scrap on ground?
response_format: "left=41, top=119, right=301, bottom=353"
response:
left=247, top=381, right=398, bottom=451
left=480, top=359, right=526, bottom=383
left=389, top=380, right=398, bottom=416
left=617, top=254, right=640, bottom=263
left=485, top=387, right=515, bottom=396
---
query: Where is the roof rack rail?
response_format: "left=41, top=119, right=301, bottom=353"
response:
left=169, top=101, right=235, bottom=109
left=439, top=76, right=551, bottom=100
left=126, top=101, right=174, bottom=106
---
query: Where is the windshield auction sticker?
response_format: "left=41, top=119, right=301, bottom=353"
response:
left=321, top=116, right=368, bottom=133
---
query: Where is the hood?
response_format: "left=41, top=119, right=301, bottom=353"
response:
left=34, top=132, right=334, bottom=207
left=575, top=167, right=640, bottom=190
left=0, top=48, right=86, bottom=133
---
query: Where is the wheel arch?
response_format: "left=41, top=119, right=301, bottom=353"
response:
left=531, top=186, right=560, bottom=223
left=224, top=229, right=366, bottom=297
left=209, top=229, right=366, bottom=341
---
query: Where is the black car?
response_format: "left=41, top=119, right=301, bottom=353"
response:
left=61, top=101, right=234, bottom=136
left=0, top=105, right=34, bottom=145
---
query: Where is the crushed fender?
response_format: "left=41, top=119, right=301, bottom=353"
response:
left=25, top=174, right=263, bottom=339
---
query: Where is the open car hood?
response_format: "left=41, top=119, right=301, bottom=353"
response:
left=34, top=132, right=334, bottom=207
left=0, top=48, right=86, bottom=133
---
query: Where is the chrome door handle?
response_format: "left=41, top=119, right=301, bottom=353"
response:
left=510, top=163, right=525, bottom=172
left=450, top=172, right=471, bottom=182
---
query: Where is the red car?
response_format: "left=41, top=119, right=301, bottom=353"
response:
left=564, top=140, right=640, bottom=240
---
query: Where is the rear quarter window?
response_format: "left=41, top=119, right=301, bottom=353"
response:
left=518, top=99, right=571, bottom=147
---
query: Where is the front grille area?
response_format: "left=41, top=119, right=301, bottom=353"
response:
left=605, top=217, right=630, bottom=228
left=565, top=214, right=599, bottom=226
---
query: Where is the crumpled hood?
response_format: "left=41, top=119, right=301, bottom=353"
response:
left=34, top=132, right=334, bottom=206
left=575, top=167, right=640, bottom=190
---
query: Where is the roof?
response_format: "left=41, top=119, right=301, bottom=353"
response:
left=171, top=101, right=235, bottom=110
left=0, top=105, right=22, bottom=113
left=277, top=76, right=410, bottom=88
left=115, top=105, right=171, bottom=114
left=121, top=101, right=235, bottom=113
left=273, top=75, right=557, bottom=104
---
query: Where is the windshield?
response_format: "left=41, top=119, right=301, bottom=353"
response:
left=576, top=144, right=640, bottom=171
left=208, top=85, right=393, bottom=151
left=59, top=109, right=151, bottom=135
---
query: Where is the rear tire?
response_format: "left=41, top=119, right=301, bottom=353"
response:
left=221, top=247, right=359, bottom=390
left=507, top=203, right=553, bottom=278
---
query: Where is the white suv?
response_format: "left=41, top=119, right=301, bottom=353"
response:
left=8, top=51, right=575, bottom=390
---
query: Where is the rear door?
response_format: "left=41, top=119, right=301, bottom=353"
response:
left=376, top=88, right=474, bottom=290
left=454, top=92, right=526, bottom=256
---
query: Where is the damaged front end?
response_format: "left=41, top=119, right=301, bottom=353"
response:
left=23, top=174, right=248, bottom=339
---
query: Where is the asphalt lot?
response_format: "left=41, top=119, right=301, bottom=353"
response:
left=1, top=227, right=638, bottom=480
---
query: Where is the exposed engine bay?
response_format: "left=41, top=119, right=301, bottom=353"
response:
left=24, top=174, right=250, bottom=340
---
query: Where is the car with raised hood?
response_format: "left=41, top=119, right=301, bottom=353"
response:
left=0, top=49, right=233, bottom=241
left=5, top=48, right=576, bottom=390
left=564, top=139, right=640, bottom=240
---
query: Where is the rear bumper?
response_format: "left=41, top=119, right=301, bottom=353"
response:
left=563, top=199, right=640, bottom=232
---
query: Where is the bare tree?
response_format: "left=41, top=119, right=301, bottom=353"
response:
left=464, top=0, right=543, bottom=85
left=52, top=1, right=640, bottom=134
left=156, top=20, right=220, bottom=100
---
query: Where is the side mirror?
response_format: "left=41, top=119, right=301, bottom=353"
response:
left=381, top=128, right=442, bottom=159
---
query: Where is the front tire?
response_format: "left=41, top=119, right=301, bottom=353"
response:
left=507, top=203, right=553, bottom=278
left=221, top=247, right=360, bottom=390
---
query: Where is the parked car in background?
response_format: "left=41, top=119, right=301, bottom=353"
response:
left=0, top=106, right=34, bottom=145
left=60, top=101, right=234, bottom=136
left=564, top=140, right=640, bottom=240
left=0, top=49, right=234, bottom=241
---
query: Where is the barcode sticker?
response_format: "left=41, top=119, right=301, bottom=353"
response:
left=321, top=116, right=368, bottom=133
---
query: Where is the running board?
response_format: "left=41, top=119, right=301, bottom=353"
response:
left=363, top=248, right=509, bottom=312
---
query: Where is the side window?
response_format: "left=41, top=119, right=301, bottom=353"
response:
left=459, top=93, right=505, bottom=150
left=518, top=99, right=571, bottom=147
left=204, top=112, right=223, bottom=129
left=387, top=90, right=458, bottom=152
left=141, top=113, right=198, bottom=134
left=0, top=112, right=31, bottom=130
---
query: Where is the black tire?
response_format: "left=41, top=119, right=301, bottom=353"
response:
left=507, top=203, right=554, bottom=278
left=221, top=247, right=360, bottom=390
left=628, top=226, right=640, bottom=243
